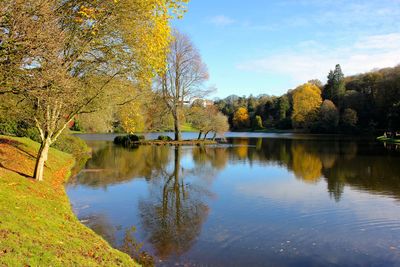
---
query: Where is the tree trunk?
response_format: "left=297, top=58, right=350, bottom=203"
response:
left=203, top=131, right=210, bottom=140
left=33, top=138, right=51, bottom=181
left=173, top=111, right=181, bottom=141
left=212, top=133, right=217, bottom=141
left=197, top=131, right=202, bottom=140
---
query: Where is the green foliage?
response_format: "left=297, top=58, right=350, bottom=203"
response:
left=312, top=100, right=339, bottom=133
left=0, top=119, right=40, bottom=142
left=341, top=108, right=358, bottom=131
left=52, top=133, right=91, bottom=172
left=323, top=64, right=345, bottom=105
left=70, top=119, right=83, bottom=132
left=0, top=136, right=138, bottom=266
left=252, top=115, right=264, bottom=130
left=278, top=95, right=290, bottom=120
left=157, top=135, right=173, bottom=141
left=114, top=135, right=145, bottom=147
left=214, top=65, right=400, bottom=133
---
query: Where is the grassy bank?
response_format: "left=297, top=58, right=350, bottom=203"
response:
left=0, top=136, right=138, bottom=266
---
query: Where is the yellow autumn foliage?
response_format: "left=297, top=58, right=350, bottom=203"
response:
left=291, top=144, right=322, bottom=183
left=292, top=83, right=322, bottom=129
left=233, top=107, right=250, bottom=129
left=70, top=0, right=189, bottom=86
left=119, top=102, right=145, bottom=134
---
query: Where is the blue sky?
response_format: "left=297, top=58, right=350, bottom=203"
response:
left=173, top=0, right=400, bottom=98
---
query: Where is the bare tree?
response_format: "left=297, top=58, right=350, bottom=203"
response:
left=158, top=31, right=210, bottom=141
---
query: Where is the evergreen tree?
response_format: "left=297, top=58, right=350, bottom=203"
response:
left=323, top=64, right=345, bottom=106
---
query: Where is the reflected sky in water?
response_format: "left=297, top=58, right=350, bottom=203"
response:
left=67, top=134, right=400, bottom=267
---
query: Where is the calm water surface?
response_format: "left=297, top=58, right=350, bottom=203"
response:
left=67, top=133, right=400, bottom=267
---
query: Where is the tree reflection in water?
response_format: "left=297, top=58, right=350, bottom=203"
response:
left=138, top=147, right=213, bottom=259
left=228, top=137, right=400, bottom=202
left=68, top=136, right=400, bottom=264
left=75, top=138, right=400, bottom=204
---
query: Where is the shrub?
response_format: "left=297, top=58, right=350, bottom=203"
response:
left=0, top=120, right=18, bottom=135
left=53, top=134, right=90, bottom=156
left=114, top=136, right=124, bottom=145
left=0, top=119, right=40, bottom=142
left=114, top=135, right=145, bottom=146
left=53, top=133, right=91, bottom=175
left=157, top=135, right=172, bottom=141
left=127, top=134, right=140, bottom=142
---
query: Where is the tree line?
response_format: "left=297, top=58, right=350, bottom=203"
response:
left=215, top=64, right=400, bottom=133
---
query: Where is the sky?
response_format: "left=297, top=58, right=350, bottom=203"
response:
left=173, top=0, right=400, bottom=98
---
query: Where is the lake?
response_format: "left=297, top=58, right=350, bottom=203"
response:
left=67, top=133, right=400, bottom=267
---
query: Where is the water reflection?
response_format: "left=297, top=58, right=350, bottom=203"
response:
left=67, top=136, right=400, bottom=266
left=139, top=148, right=211, bottom=259
left=227, top=138, right=400, bottom=202
left=69, top=137, right=400, bottom=207
left=69, top=143, right=171, bottom=187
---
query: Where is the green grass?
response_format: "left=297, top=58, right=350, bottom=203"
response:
left=0, top=135, right=138, bottom=266
left=377, top=136, right=400, bottom=144
left=180, top=123, right=198, bottom=132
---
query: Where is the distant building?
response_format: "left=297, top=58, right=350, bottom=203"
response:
left=191, top=98, right=214, bottom=107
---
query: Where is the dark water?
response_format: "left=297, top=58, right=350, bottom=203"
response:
left=67, top=133, right=400, bottom=267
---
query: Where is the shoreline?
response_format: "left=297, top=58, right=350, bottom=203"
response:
left=0, top=135, right=138, bottom=266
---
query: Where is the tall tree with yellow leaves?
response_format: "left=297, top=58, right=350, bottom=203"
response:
left=292, top=83, right=322, bottom=129
left=233, top=107, right=250, bottom=129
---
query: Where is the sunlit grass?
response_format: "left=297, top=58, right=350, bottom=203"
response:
left=0, top=135, right=138, bottom=266
left=181, top=123, right=198, bottom=132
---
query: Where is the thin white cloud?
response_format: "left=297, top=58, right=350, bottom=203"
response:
left=237, top=33, right=400, bottom=86
left=354, top=33, right=400, bottom=50
left=244, top=1, right=400, bottom=34
left=208, top=15, right=235, bottom=27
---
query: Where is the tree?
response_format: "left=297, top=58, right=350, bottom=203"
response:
left=316, top=100, right=339, bottom=132
left=323, top=64, right=345, bottom=106
left=292, top=83, right=322, bottom=129
left=232, top=107, right=250, bottom=129
left=278, top=95, right=290, bottom=120
left=188, top=106, right=213, bottom=139
left=157, top=31, right=210, bottom=141
left=118, top=101, right=146, bottom=134
left=188, top=106, right=229, bottom=140
left=252, top=115, right=263, bottom=130
left=0, top=0, right=189, bottom=180
left=308, top=79, right=323, bottom=89
left=341, top=108, right=358, bottom=129
left=209, top=112, right=230, bottom=140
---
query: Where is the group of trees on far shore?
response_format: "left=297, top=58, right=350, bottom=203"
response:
left=215, top=64, right=400, bottom=133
